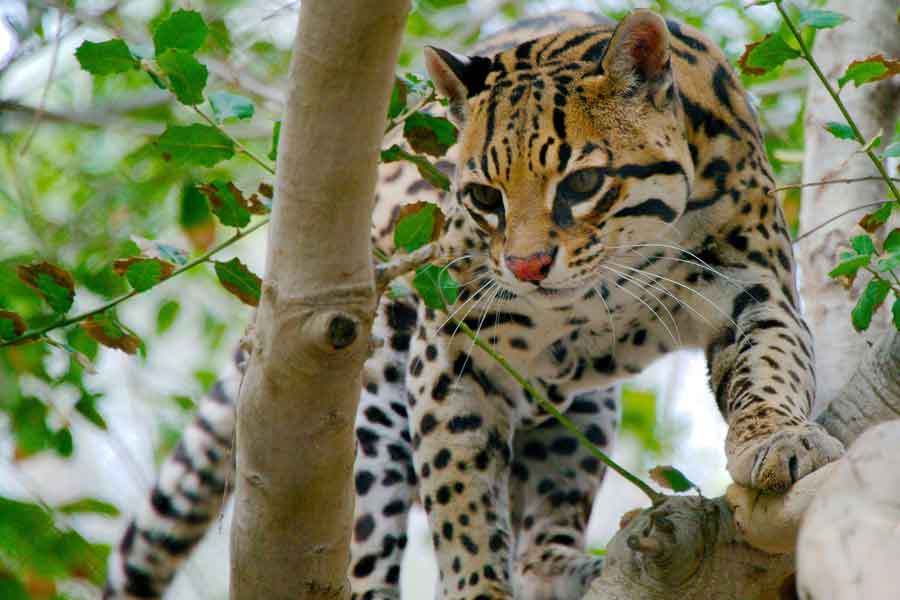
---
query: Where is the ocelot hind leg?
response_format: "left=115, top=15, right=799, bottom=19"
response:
left=510, top=387, right=618, bottom=600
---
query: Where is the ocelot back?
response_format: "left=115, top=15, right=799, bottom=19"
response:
left=104, top=9, right=842, bottom=600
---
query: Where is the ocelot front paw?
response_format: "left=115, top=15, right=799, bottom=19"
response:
left=727, top=423, right=843, bottom=493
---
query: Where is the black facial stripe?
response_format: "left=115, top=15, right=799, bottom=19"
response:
left=612, top=198, right=677, bottom=223
left=612, top=160, right=685, bottom=180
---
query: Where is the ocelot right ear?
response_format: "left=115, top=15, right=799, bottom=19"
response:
left=424, top=47, right=493, bottom=125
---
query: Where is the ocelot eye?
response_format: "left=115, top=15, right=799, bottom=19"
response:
left=557, top=167, right=606, bottom=202
left=465, top=183, right=504, bottom=212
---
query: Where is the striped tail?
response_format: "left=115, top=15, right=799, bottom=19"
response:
left=103, top=347, right=247, bottom=599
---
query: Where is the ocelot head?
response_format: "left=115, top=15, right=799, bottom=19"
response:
left=426, top=10, right=694, bottom=306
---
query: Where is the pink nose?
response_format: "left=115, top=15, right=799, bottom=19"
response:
left=505, top=250, right=555, bottom=283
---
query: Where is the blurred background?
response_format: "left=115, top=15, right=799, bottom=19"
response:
left=0, top=1, right=815, bottom=598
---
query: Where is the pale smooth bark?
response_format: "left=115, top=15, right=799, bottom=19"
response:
left=229, top=2, right=410, bottom=599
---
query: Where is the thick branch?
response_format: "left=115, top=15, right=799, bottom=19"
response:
left=229, top=2, right=410, bottom=599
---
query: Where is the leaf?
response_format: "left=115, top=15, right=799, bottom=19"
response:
left=885, top=228, right=900, bottom=254
left=828, top=254, right=870, bottom=280
left=130, top=236, right=188, bottom=266
left=53, top=428, right=74, bottom=457
left=11, top=396, right=53, bottom=458
left=858, top=203, right=893, bottom=232
left=380, top=144, right=450, bottom=191
left=851, top=234, right=876, bottom=256
left=798, top=9, right=847, bottom=30
left=156, top=299, right=180, bottom=334
left=388, top=77, right=408, bottom=119
left=825, top=121, right=856, bottom=141
left=74, top=39, right=139, bottom=75
left=157, top=124, right=235, bottom=167
left=153, top=9, right=208, bottom=55
left=214, top=258, right=262, bottom=306
left=56, top=498, right=120, bottom=518
left=403, top=112, right=457, bottom=157
left=198, top=181, right=252, bottom=228
left=179, top=183, right=215, bottom=251
left=648, top=465, right=696, bottom=493
left=394, top=202, right=445, bottom=252
left=737, top=34, right=801, bottom=76
left=113, top=257, right=175, bottom=292
left=209, top=91, right=255, bottom=122
left=413, top=264, right=459, bottom=310
left=838, top=55, right=900, bottom=89
left=156, top=49, right=208, bottom=106
left=0, top=311, right=26, bottom=341
left=173, top=395, right=196, bottom=411
left=884, top=142, right=900, bottom=158
left=851, top=278, right=891, bottom=332
left=268, top=120, right=281, bottom=161
left=75, top=393, right=107, bottom=430
left=81, top=312, right=141, bottom=355
left=16, top=262, right=75, bottom=314
left=589, top=547, right=607, bottom=557
left=893, top=297, right=900, bottom=331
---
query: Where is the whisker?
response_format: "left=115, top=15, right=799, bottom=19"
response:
left=439, top=278, right=495, bottom=330
left=593, top=284, right=618, bottom=359
left=448, top=282, right=497, bottom=346
left=604, top=265, right=682, bottom=347
left=605, top=242, right=752, bottom=287
left=454, top=283, right=503, bottom=385
left=600, top=266, right=680, bottom=348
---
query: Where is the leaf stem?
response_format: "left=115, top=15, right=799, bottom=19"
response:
left=793, top=200, right=895, bottom=243
left=192, top=106, right=276, bottom=175
left=452, top=318, right=663, bottom=504
left=1, top=218, right=270, bottom=348
left=384, top=91, right=438, bottom=135
left=774, top=1, right=900, bottom=204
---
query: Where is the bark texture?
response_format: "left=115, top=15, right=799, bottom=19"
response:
left=796, top=0, right=900, bottom=409
left=229, top=2, right=410, bottom=599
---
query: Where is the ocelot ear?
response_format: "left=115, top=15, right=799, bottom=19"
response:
left=601, top=9, right=674, bottom=108
left=424, top=47, right=493, bottom=124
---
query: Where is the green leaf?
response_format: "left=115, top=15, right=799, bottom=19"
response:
left=394, top=202, right=444, bottom=252
left=209, top=91, right=255, bottom=122
left=0, top=311, right=26, bottom=341
left=884, top=228, right=900, bottom=254
left=198, top=181, right=252, bottom=228
left=53, top=428, right=73, bottom=457
left=851, top=278, right=891, bottom=332
left=737, top=33, right=801, bottom=76
left=75, top=393, right=107, bottom=430
left=838, top=55, right=900, bottom=89
left=412, top=264, right=459, bottom=310
left=153, top=9, right=208, bottom=55
left=173, top=395, right=196, bottom=411
left=403, top=112, right=457, bottom=157
left=57, top=498, right=120, bottom=517
left=851, top=234, right=876, bottom=256
left=825, top=121, right=856, bottom=141
left=214, top=258, right=262, bottom=306
left=11, top=396, right=53, bottom=457
left=16, top=262, right=75, bottom=315
left=798, top=9, right=847, bottom=29
left=892, top=297, right=900, bottom=331
left=157, top=49, right=208, bottom=106
left=113, top=257, right=174, bottom=292
left=589, top=547, right=607, bottom=557
left=621, top=386, right=660, bottom=453
left=858, top=203, right=893, bottom=232
left=0, top=575, right=28, bottom=600
left=388, top=78, right=408, bottom=119
left=648, top=465, right=696, bottom=493
left=828, top=254, right=870, bottom=278
left=380, top=144, right=450, bottom=191
left=156, top=299, right=180, bottom=334
left=157, top=124, right=235, bottom=167
left=884, top=142, right=900, bottom=158
left=268, top=120, right=281, bottom=162
left=75, top=39, right=139, bottom=75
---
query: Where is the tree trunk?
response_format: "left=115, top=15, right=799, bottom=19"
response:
left=229, top=3, right=410, bottom=599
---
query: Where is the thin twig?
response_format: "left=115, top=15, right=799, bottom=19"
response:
left=20, top=10, right=64, bottom=154
left=1, top=219, right=270, bottom=348
left=771, top=177, right=900, bottom=195
left=774, top=1, right=900, bottom=205
left=793, top=201, right=894, bottom=243
left=192, top=107, right=276, bottom=175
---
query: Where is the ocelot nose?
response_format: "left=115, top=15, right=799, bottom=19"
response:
left=505, top=248, right=557, bottom=283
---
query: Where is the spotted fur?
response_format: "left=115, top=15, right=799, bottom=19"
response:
left=106, top=10, right=842, bottom=600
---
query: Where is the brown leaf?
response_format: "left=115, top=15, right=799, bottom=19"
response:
left=846, top=54, right=900, bottom=83
left=82, top=314, right=141, bottom=354
left=246, top=193, right=271, bottom=215
left=184, top=220, right=216, bottom=251
left=112, top=257, right=175, bottom=278
left=16, top=262, right=76, bottom=313
left=737, top=37, right=768, bottom=77
left=257, top=182, right=273, bottom=199
left=0, top=310, right=27, bottom=340
left=199, top=181, right=249, bottom=211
